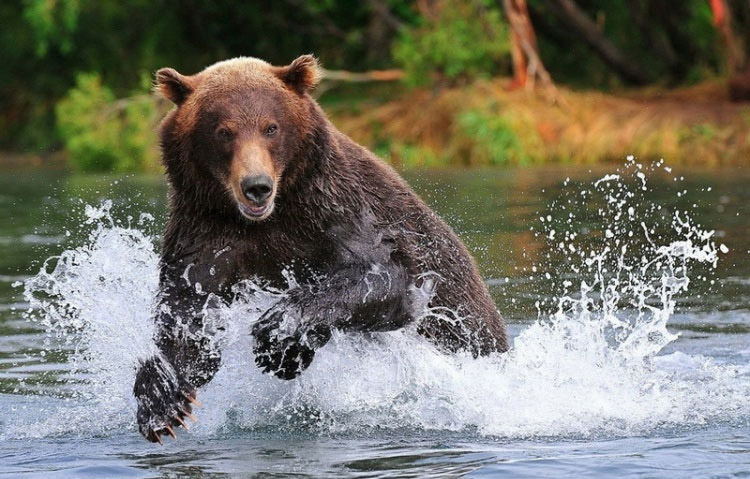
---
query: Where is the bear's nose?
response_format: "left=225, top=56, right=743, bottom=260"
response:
left=241, top=175, right=273, bottom=204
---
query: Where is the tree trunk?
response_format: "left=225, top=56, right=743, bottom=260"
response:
left=546, top=0, right=651, bottom=85
left=501, top=0, right=556, bottom=92
left=709, top=0, right=745, bottom=72
left=365, top=0, right=404, bottom=65
left=710, top=0, right=750, bottom=101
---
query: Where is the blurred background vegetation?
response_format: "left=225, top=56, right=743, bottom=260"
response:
left=2, top=0, right=749, bottom=171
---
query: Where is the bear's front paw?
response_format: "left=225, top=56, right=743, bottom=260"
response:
left=251, top=306, right=331, bottom=380
left=133, top=356, right=201, bottom=444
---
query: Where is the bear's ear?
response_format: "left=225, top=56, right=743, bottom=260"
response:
left=274, top=55, right=321, bottom=95
left=155, top=68, right=195, bottom=105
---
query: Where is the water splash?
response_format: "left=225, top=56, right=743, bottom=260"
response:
left=6, top=159, right=749, bottom=440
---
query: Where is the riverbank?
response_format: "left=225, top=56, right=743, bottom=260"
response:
left=327, top=79, right=750, bottom=167
left=2, top=79, right=748, bottom=171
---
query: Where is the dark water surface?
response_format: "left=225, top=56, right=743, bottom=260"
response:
left=0, top=165, right=748, bottom=478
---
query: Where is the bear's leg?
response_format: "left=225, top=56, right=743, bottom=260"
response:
left=134, top=297, right=222, bottom=443
left=252, top=262, right=432, bottom=379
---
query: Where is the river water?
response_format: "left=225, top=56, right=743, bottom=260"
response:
left=0, top=161, right=748, bottom=478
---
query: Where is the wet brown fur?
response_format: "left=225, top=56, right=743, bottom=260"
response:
left=133, top=55, right=507, bottom=443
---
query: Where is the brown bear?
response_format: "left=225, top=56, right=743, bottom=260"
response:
left=133, top=55, right=508, bottom=444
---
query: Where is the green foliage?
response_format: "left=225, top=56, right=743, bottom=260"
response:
left=393, top=0, right=510, bottom=87
left=4, top=1, right=409, bottom=154
left=0, top=0, right=737, bottom=168
left=22, top=0, right=80, bottom=56
left=391, top=142, right=444, bottom=168
left=456, top=107, right=529, bottom=165
left=691, top=123, right=718, bottom=140
left=56, top=73, right=159, bottom=172
left=370, top=135, right=443, bottom=168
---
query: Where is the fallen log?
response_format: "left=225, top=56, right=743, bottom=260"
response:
left=321, top=68, right=405, bottom=82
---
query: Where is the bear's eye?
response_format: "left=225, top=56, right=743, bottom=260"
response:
left=264, top=124, right=278, bottom=137
left=216, top=128, right=234, bottom=142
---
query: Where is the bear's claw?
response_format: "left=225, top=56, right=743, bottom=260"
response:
left=134, top=356, right=199, bottom=444
left=142, top=392, right=197, bottom=444
left=183, top=391, right=203, bottom=407
left=164, top=424, right=177, bottom=439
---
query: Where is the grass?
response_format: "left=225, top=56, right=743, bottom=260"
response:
left=325, top=78, right=750, bottom=167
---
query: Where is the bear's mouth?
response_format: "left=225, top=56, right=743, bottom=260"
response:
left=238, top=201, right=274, bottom=221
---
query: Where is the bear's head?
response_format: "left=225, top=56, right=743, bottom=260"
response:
left=156, top=55, right=322, bottom=222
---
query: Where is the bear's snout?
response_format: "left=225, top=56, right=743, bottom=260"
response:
left=241, top=175, right=273, bottom=205
left=236, top=173, right=276, bottom=221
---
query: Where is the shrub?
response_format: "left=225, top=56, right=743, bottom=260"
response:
left=455, top=107, right=529, bottom=165
left=390, top=141, right=444, bottom=168
left=393, top=0, right=510, bottom=87
left=56, top=72, right=160, bottom=172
